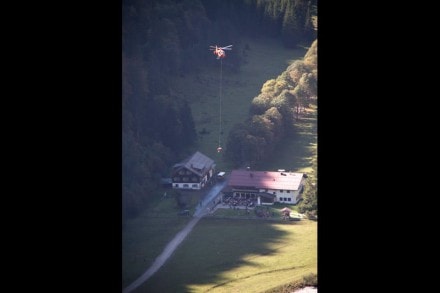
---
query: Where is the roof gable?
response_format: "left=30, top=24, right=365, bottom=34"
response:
left=228, top=170, right=304, bottom=191
left=173, top=151, right=215, bottom=176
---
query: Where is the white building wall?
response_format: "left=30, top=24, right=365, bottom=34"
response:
left=172, top=172, right=216, bottom=190
left=172, top=183, right=201, bottom=190
left=273, top=189, right=294, bottom=204
left=258, top=188, right=302, bottom=204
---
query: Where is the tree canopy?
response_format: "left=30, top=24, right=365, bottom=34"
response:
left=225, top=39, right=317, bottom=168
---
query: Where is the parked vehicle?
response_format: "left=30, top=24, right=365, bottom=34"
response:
left=217, top=171, right=226, bottom=180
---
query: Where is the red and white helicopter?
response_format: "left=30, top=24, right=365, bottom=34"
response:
left=210, top=45, right=233, bottom=59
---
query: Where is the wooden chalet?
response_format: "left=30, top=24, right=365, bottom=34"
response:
left=171, top=151, right=216, bottom=190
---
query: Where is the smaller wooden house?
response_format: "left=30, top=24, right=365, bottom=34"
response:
left=171, top=151, right=216, bottom=190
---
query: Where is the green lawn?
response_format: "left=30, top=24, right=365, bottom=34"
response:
left=206, top=203, right=301, bottom=220
left=261, top=105, right=317, bottom=175
left=123, top=189, right=205, bottom=287
left=135, top=218, right=317, bottom=293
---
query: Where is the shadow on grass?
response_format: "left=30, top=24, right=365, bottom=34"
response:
left=135, top=218, right=293, bottom=293
left=122, top=189, right=210, bottom=288
left=208, top=265, right=306, bottom=291
left=122, top=212, right=194, bottom=288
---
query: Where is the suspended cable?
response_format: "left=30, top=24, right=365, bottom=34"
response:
left=217, top=58, right=223, bottom=153
left=209, top=44, right=232, bottom=153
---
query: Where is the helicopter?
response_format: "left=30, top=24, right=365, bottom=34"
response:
left=209, top=45, right=232, bottom=59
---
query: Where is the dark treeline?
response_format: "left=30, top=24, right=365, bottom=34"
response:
left=123, top=0, right=317, bottom=220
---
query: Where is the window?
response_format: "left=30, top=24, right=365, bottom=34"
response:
left=287, top=198, right=291, bottom=201
left=279, top=197, right=283, bottom=201
left=192, top=184, right=198, bottom=188
left=174, top=184, right=179, bottom=188
left=183, top=184, right=189, bottom=188
left=287, top=190, right=290, bottom=193
left=280, top=190, right=284, bottom=193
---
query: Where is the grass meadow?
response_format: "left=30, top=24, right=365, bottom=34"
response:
left=122, top=189, right=206, bottom=287
left=261, top=105, right=317, bottom=176
left=136, top=218, right=317, bottom=293
left=123, top=197, right=191, bottom=287
left=123, top=37, right=317, bottom=292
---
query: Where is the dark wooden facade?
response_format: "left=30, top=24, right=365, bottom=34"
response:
left=171, top=151, right=215, bottom=190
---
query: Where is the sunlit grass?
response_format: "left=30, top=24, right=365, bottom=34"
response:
left=261, top=106, right=317, bottom=174
left=137, top=219, right=317, bottom=293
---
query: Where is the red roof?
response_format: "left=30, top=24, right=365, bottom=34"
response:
left=228, top=170, right=304, bottom=191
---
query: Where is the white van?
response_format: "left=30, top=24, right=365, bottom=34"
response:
left=217, top=171, right=226, bottom=180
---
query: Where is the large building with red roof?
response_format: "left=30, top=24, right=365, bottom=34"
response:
left=226, top=169, right=305, bottom=205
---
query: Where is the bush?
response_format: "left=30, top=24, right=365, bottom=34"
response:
left=302, top=273, right=318, bottom=286
left=262, top=272, right=317, bottom=293
left=305, top=210, right=317, bottom=220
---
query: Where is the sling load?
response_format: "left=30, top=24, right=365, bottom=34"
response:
left=209, top=44, right=233, bottom=153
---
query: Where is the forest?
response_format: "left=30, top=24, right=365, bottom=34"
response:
left=122, top=0, right=317, bottom=220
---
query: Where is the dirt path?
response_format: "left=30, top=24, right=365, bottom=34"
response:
left=123, top=181, right=227, bottom=293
